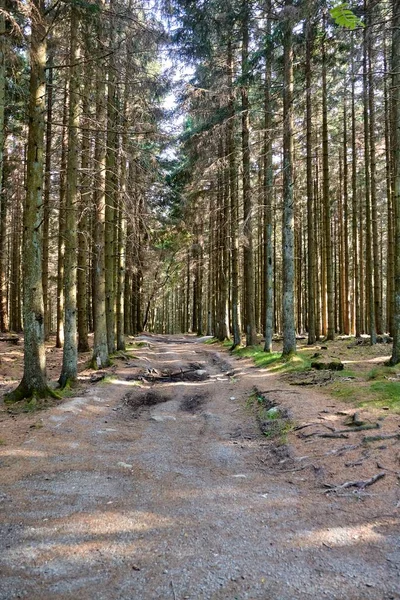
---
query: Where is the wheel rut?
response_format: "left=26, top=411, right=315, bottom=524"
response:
left=0, top=335, right=398, bottom=600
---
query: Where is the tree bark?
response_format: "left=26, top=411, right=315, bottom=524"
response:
left=241, top=0, right=257, bottom=347
left=281, top=1, right=296, bottom=357
left=306, top=18, right=316, bottom=345
left=105, top=0, right=117, bottom=354
left=77, top=46, right=90, bottom=353
left=92, top=1, right=109, bottom=368
left=59, top=5, right=80, bottom=387
left=42, top=43, right=53, bottom=340
left=227, top=39, right=241, bottom=348
left=264, top=0, right=274, bottom=352
left=6, top=0, right=55, bottom=401
left=0, top=2, right=8, bottom=332
left=390, top=0, right=400, bottom=363
left=322, top=22, right=335, bottom=341
left=363, top=6, right=376, bottom=345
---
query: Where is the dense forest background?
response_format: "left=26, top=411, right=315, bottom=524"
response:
left=1, top=0, right=400, bottom=399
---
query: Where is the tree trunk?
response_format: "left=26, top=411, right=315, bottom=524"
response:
left=390, top=0, right=400, bottom=363
left=281, top=1, right=296, bottom=357
left=0, top=2, right=8, bottom=332
left=59, top=5, right=80, bottom=387
left=241, top=0, right=257, bottom=347
left=227, top=39, right=240, bottom=348
left=42, top=43, right=53, bottom=340
left=105, top=0, right=117, bottom=354
left=77, top=49, right=90, bottom=353
left=306, top=18, right=316, bottom=345
left=322, top=24, right=334, bottom=341
left=92, top=3, right=110, bottom=369
left=6, top=0, right=55, bottom=401
left=367, top=1, right=383, bottom=335
left=351, top=35, right=360, bottom=337
left=56, top=82, right=68, bottom=348
left=363, top=7, right=376, bottom=345
left=264, top=0, right=274, bottom=352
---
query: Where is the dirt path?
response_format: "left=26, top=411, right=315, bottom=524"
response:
left=0, top=335, right=399, bottom=600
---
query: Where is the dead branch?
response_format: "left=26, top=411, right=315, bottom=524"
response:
left=363, top=433, right=400, bottom=443
left=324, top=472, right=385, bottom=494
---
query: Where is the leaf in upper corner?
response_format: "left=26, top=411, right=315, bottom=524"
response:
left=330, top=3, right=364, bottom=30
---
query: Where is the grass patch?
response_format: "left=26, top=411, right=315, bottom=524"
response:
left=363, top=381, right=400, bottom=411
left=331, top=380, right=400, bottom=413
left=367, top=365, right=399, bottom=381
left=335, top=368, right=358, bottom=379
left=99, top=374, right=117, bottom=385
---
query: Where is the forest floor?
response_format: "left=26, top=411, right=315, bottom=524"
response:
left=0, top=333, right=399, bottom=600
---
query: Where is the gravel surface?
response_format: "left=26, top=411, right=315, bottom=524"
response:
left=0, top=334, right=399, bottom=600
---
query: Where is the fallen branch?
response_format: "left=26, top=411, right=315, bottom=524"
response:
left=324, top=444, right=359, bottom=456
left=363, top=433, right=400, bottom=443
left=324, top=472, right=385, bottom=494
left=335, top=423, right=380, bottom=433
left=170, top=578, right=177, bottom=600
left=303, top=431, right=349, bottom=439
left=318, top=432, right=349, bottom=439
left=296, top=423, right=336, bottom=433
left=376, top=462, right=400, bottom=475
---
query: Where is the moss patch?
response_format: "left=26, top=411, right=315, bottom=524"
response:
left=247, top=389, right=293, bottom=443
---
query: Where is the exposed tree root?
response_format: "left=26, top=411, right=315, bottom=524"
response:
left=324, top=472, right=385, bottom=494
left=4, top=380, right=60, bottom=404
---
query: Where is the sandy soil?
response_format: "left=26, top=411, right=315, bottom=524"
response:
left=0, top=334, right=399, bottom=600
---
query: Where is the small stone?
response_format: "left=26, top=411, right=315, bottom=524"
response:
left=150, top=415, right=176, bottom=422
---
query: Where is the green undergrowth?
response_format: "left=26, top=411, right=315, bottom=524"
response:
left=331, top=379, right=400, bottom=413
left=367, top=365, right=399, bottom=380
left=247, top=390, right=294, bottom=442
left=205, top=338, right=400, bottom=414
left=230, top=344, right=312, bottom=374
left=331, top=362, right=400, bottom=412
left=204, top=337, right=220, bottom=345
left=98, top=374, right=117, bottom=385
left=128, top=341, right=149, bottom=348
left=6, top=394, right=60, bottom=414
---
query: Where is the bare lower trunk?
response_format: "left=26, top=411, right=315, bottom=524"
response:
left=322, top=26, right=334, bottom=341
left=0, top=3, right=8, bottom=332
left=92, top=3, right=109, bottom=368
left=281, top=2, right=296, bottom=357
left=264, top=0, right=274, bottom=352
left=242, top=0, right=257, bottom=347
left=56, top=82, right=68, bottom=349
left=390, top=0, right=400, bottom=363
left=306, top=18, right=315, bottom=345
left=59, top=6, right=80, bottom=388
left=6, top=0, right=55, bottom=401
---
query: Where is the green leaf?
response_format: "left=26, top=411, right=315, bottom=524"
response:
left=330, top=3, right=364, bottom=30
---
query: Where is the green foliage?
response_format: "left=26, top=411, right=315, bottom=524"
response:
left=366, top=382, right=400, bottom=411
left=247, top=390, right=294, bottom=442
left=330, top=3, right=364, bottom=30
left=331, top=380, right=400, bottom=413
left=367, top=365, right=399, bottom=380
left=72, top=0, right=101, bottom=13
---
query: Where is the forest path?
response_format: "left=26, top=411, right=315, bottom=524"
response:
left=0, top=335, right=399, bottom=600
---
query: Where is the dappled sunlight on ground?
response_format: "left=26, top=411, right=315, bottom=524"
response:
left=0, top=448, right=48, bottom=458
left=291, top=524, right=385, bottom=548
